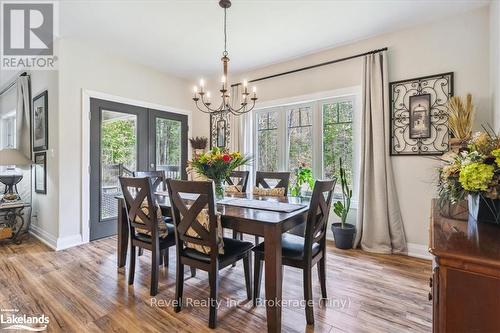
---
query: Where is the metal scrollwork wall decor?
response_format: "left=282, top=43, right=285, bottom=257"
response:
left=210, top=111, right=231, bottom=149
left=390, top=72, right=453, bottom=156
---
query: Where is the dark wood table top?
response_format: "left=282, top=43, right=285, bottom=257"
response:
left=429, top=199, right=500, bottom=269
left=154, top=192, right=310, bottom=225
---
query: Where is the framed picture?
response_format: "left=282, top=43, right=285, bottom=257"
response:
left=409, top=94, right=431, bottom=139
left=33, top=90, right=48, bottom=151
left=216, top=119, right=226, bottom=148
left=34, top=152, right=47, bottom=194
left=390, top=72, right=453, bottom=156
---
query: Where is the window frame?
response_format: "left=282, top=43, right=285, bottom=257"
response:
left=252, top=87, right=361, bottom=205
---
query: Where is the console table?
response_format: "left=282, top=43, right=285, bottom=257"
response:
left=0, top=201, right=31, bottom=244
left=429, top=200, right=500, bottom=332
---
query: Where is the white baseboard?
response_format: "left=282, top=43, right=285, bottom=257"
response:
left=406, top=242, right=432, bottom=260
left=56, top=234, right=83, bottom=251
left=29, top=224, right=57, bottom=250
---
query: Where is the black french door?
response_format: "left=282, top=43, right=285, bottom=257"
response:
left=89, top=98, right=188, bottom=241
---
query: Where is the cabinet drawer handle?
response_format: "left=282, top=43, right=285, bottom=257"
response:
left=428, top=292, right=432, bottom=301
left=429, top=277, right=433, bottom=287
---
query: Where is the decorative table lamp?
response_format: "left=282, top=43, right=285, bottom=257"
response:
left=0, top=149, right=32, bottom=243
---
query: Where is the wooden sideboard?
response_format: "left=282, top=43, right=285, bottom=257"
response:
left=429, top=200, right=500, bottom=333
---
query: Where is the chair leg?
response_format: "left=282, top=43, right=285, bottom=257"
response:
left=231, top=230, right=239, bottom=267
left=175, top=262, right=184, bottom=313
left=208, top=265, right=219, bottom=329
left=253, top=255, right=263, bottom=307
left=303, top=267, right=314, bottom=325
left=163, top=248, right=169, bottom=267
left=317, top=256, right=327, bottom=299
left=190, top=266, right=196, bottom=278
left=243, top=253, right=252, bottom=300
left=150, top=249, right=160, bottom=296
left=128, top=245, right=136, bottom=285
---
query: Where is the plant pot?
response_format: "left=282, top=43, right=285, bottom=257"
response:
left=331, top=223, right=356, bottom=249
left=468, top=194, right=500, bottom=225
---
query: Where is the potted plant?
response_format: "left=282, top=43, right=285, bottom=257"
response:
left=189, top=136, right=208, bottom=157
left=447, top=94, right=474, bottom=152
left=437, top=126, right=500, bottom=225
left=290, top=163, right=314, bottom=197
left=331, top=158, right=356, bottom=249
left=190, top=147, right=250, bottom=199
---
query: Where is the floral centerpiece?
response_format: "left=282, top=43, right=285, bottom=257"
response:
left=438, top=127, right=500, bottom=224
left=190, top=147, right=250, bottom=198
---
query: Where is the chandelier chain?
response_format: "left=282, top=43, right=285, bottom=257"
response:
left=223, top=8, right=228, bottom=56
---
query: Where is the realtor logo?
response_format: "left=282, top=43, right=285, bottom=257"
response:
left=1, top=1, right=57, bottom=70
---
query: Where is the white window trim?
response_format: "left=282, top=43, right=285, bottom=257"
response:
left=252, top=86, right=361, bottom=208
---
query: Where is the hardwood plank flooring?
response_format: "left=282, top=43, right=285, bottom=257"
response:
left=0, top=235, right=432, bottom=332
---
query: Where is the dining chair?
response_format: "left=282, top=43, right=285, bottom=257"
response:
left=253, top=179, right=336, bottom=325
left=133, top=170, right=167, bottom=191
left=119, top=176, right=175, bottom=296
left=225, top=170, right=250, bottom=193
left=252, top=171, right=291, bottom=243
left=166, top=179, right=254, bottom=329
left=133, top=170, right=168, bottom=259
left=254, top=171, right=291, bottom=196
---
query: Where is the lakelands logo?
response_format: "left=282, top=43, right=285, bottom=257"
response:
left=0, top=309, right=49, bottom=331
left=1, top=1, right=58, bottom=70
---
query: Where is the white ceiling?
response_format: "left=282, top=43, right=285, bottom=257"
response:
left=58, top=0, right=488, bottom=80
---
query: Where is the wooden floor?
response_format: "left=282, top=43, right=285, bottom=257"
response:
left=0, top=235, right=432, bottom=333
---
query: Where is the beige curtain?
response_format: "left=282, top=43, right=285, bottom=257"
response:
left=16, top=76, right=31, bottom=159
left=355, top=51, right=406, bottom=254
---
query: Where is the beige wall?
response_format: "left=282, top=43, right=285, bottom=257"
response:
left=192, top=6, right=491, bottom=247
left=55, top=38, right=193, bottom=245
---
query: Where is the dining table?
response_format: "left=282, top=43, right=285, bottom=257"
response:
left=116, top=192, right=310, bottom=333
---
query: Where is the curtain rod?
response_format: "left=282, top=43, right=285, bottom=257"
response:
left=231, top=47, right=387, bottom=87
left=0, top=72, right=28, bottom=97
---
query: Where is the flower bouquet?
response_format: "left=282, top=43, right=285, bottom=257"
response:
left=190, top=147, right=251, bottom=198
left=438, top=126, right=500, bottom=224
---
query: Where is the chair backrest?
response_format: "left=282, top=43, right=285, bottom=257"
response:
left=166, top=179, right=219, bottom=257
left=225, top=170, right=250, bottom=192
left=133, top=170, right=167, bottom=191
left=303, top=179, right=336, bottom=260
left=119, top=176, right=159, bottom=240
left=255, top=171, right=291, bottom=196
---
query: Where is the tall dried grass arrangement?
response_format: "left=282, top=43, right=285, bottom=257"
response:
left=447, top=94, right=474, bottom=141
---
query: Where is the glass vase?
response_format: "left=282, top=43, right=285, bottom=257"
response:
left=213, top=179, right=225, bottom=200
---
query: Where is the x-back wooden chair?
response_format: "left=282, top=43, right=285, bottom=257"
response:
left=133, top=170, right=167, bottom=191
left=255, top=171, right=291, bottom=196
left=167, top=179, right=253, bottom=329
left=253, top=179, right=336, bottom=325
left=119, top=176, right=175, bottom=296
left=225, top=170, right=250, bottom=193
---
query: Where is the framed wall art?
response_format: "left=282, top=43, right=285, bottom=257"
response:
left=210, top=111, right=231, bottom=149
left=390, top=72, right=453, bottom=156
left=32, top=90, right=49, bottom=151
left=34, top=152, right=47, bottom=194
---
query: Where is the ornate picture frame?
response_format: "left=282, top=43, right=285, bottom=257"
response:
left=390, top=72, right=453, bottom=156
left=210, top=111, right=231, bottom=149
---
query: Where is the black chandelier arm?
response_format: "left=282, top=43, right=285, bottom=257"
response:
left=194, top=99, right=221, bottom=114
left=200, top=93, right=225, bottom=112
left=227, top=99, right=256, bottom=115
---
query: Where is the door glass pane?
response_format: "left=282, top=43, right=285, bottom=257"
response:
left=101, top=110, right=137, bottom=220
left=257, top=110, right=280, bottom=172
left=156, top=118, right=181, bottom=180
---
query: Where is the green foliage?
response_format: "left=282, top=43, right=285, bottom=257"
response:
left=101, top=119, right=136, bottom=166
left=290, top=165, right=314, bottom=197
left=459, top=162, right=495, bottom=191
left=333, top=158, right=352, bottom=228
left=191, top=147, right=251, bottom=182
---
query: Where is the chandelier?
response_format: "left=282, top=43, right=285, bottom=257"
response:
left=192, top=0, right=257, bottom=116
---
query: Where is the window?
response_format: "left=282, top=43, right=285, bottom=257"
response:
left=254, top=94, right=356, bottom=194
left=1, top=111, right=16, bottom=149
left=256, top=110, right=280, bottom=172
left=322, top=99, right=353, bottom=188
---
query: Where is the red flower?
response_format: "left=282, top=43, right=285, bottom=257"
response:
left=223, top=154, right=231, bottom=162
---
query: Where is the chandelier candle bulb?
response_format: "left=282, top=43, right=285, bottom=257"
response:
left=192, top=0, right=258, bottom=115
